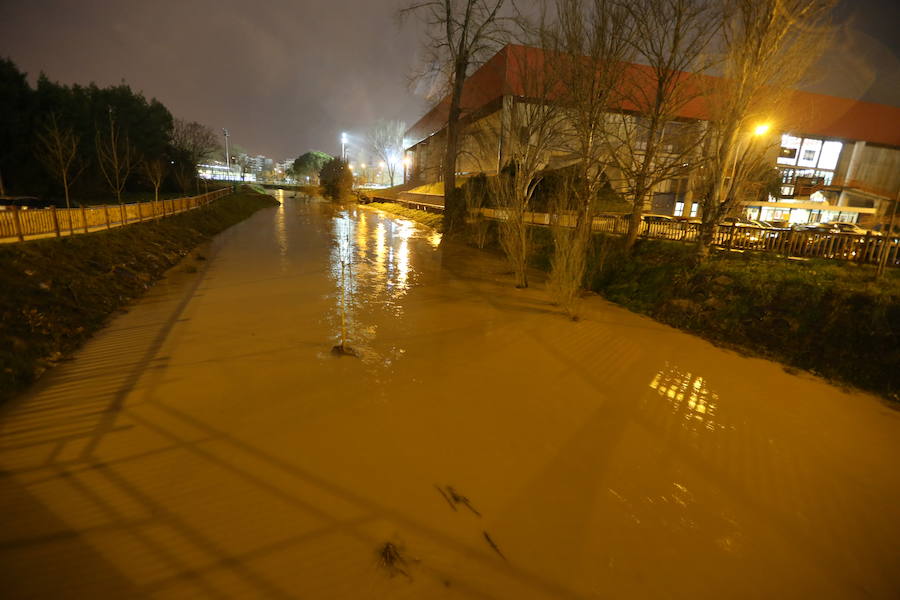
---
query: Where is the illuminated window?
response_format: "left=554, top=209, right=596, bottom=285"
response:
left=689, top=202, right=698, bottom=217
left=778, top=135, right=802, bottom=165
left=674, top=201, right=684, bottom=216
left=797, top=138, right=823, bottom=168
left=818, top=141, right=843, bottom=170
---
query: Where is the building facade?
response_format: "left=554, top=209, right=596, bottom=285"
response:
left=405, top=45, right=900, bottom=226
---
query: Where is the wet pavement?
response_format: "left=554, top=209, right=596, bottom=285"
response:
left=2, top=190, right=899, bottom=599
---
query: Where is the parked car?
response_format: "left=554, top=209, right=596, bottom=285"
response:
left=758, top=220, right=789, bottom=229
left=820, top=221, right=881, bottom=236
left=720, top=216, right=762, bottom=228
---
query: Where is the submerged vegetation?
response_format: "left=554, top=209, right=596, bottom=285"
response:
left=0, top=188, right=278, bottom=403
left=585, top=239, right=900, bottom=400
left=471, top=219, right=900, bottom=400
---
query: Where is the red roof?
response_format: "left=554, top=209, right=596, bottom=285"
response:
left=406, top=44, right=900, bottom=148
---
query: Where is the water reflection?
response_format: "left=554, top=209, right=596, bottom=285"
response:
left=327, top=209, right=430, bottom=365
left=648, top=364, right=725, bottom=433
left=274, top=190, right=288, bottom=269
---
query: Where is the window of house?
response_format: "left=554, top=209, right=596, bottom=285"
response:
left=674, top=201, right=685, bottom=216
left=797, top=138, right=823, bottom=168
left=689, top=202, right=699, bottom=217
left=817, top=141, right=843, bottom=170
left=778, top=135, right=802, bottom=165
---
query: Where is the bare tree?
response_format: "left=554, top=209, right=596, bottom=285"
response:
left=528, top=0, right=635, bottom=304
left=142, top=157, right=166, bottom=217
left=549, top=0, right=635, bottom=230
left=366, top=119, right=406, bottom=186
left=546, top=169, right=596, bottom=318
left=493, top=40, right=567, bottom=288
left=95, top=108, right=135, bottom=206
left=171, top=118, right=220, bottom=194
left=400, top=0, right=514, bottom=231
left=603, top=0, right=719, bottom=250
left=695, top=0, right=834, bottom=258
left=35, top=112, right=84, bottom=234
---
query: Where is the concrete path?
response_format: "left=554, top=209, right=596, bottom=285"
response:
left=2, top=190, right=899, bottom=599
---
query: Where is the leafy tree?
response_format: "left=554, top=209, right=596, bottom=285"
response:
left=0, top=58, right=35, bottom=195
left=319, top=157, right=353, bottom=200
left=292, top=151, right=332, bottom=183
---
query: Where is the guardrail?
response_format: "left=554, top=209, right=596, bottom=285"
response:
left=0, top=188, right=231, bottom=243
left=479, top=208, right=899, bottom=267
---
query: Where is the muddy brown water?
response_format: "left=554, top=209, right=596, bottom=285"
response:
left=1, top=189, right=899, bottom=598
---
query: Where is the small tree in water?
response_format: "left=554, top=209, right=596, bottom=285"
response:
left=547, top=170, right=597, bottom=320
left=319, top=158, right=353, bottom=201
left=332, top=227, right=357, bottom=357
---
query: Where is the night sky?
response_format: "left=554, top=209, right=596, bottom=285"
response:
left=1, top=0, right=897, bottom=160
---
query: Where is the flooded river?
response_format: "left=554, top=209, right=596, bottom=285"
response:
left=2, top=190, right=899, bottom=598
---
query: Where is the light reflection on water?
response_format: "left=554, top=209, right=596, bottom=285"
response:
left=648, top=364, right=726, bottom=433
left=274, top=190, right=288, bottom=269
left=327, top=208, right=432, bottom=365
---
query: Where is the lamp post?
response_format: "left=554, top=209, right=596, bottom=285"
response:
left=223, top=128, right=230, bottom=180
left=341, top=132, right=348, bottom=161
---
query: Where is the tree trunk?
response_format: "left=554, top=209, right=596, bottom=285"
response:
left=443, top=56, right=468, bottom=233
left=624, top=192, right=645, bottom=251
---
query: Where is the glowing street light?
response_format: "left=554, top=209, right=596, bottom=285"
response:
left=341, top=132, right=348, bottom=160
left=754, top=123, right=771, bottom=136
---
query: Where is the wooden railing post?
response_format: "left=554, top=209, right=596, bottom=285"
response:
left=119, top=204, right=126, bottom=225
left=12, top=206, right=25, bottom=241
left=51, top=206, right=61, bottom=238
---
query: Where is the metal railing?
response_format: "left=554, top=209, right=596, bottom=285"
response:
left=478, top=208, right=900, bottom=267
left=0, top=188, right=231, bottom=243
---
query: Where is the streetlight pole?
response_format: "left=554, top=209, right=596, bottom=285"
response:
left=341, top=132, right=348, bottom=161
left=223, top=128, right=230, bottom=181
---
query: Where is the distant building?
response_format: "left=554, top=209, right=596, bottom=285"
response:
left=405, top=44, right=900, bottom=226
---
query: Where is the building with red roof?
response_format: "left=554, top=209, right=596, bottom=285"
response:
left=405, top=44, right=900, bottom=225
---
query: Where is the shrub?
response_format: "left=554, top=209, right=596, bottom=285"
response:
left=319, top=158, right=353, bottom=201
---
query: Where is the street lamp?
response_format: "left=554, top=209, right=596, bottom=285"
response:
left=223, top=128, right=230, bottom=180
left=403, top=156, right=411, bottom=184
left=341, top=132, right=348, bottom=161
left=732, top=122, right=772, bottom=182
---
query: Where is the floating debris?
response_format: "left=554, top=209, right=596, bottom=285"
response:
left=435, top=484, right=457, bottom=511
left=376, top=541, right=411, bottom=579
left=482, top=531, right=507, bottom=561
left=446, top=485, right=481, bottom=517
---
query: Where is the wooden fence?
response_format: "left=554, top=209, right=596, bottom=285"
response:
left=0, top=189, right=231, bottom=243
left=479, top=208, right=900, bottom=267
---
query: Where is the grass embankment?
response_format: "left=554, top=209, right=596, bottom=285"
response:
left=0, top=189, right=278, bottom=403
left=484, top=222, right=900, bottom=400
left=365, top=202, right=444, bottom=232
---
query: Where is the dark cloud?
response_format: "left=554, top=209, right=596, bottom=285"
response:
left=1, top=0, right=896, bottom=161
